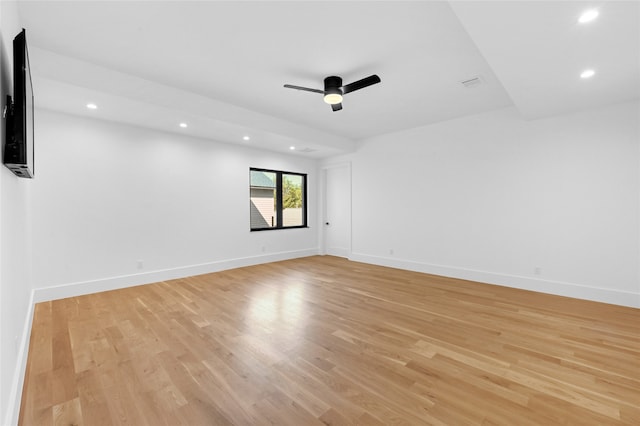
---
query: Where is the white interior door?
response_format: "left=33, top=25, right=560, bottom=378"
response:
left=323, top=164, right=351, bottom=258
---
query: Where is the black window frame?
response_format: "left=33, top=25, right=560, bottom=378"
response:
left=250, top=167, right=308, bottom=231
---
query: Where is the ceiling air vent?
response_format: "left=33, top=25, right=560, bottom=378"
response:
left=460, top=76, right=483, bottom=88
left=298, top=148, right=317, bottom=153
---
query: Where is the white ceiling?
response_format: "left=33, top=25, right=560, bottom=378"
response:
left=16, top=0, right=640, bottom=158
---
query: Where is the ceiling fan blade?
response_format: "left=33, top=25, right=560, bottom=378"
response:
left=283, top=84, right=324, bottom=94
left=331, top=103, right=343, bottom=112
left=342, top=74, right=381, bottom=94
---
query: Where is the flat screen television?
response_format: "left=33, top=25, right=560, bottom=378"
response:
left=4, top=28, right=34, bottom=178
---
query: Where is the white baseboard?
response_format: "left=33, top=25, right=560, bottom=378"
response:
left=349, top=253, right=640, bottom=308
left=326, top=247, right=350, bottom=258
left=33, top=249, right=320, bottom=303
left=4, top=289, right=36, bottom=426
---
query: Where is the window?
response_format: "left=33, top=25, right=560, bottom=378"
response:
left=250, top=168, right=307, bottom=231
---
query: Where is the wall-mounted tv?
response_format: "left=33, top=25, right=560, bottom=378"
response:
left=4, top=28, right=34, bottom=178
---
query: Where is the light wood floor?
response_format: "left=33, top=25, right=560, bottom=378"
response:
left=19, top=256, right=640, bottom=425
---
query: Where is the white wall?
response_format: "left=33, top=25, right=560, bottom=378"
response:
left=323, top=101, right=639, bottom=307
left=1, top=2, right=35, bottom=425
left=30, top=110, right=319, bottom=300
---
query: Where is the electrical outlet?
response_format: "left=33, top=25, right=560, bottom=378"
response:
left=261, top=246, right=266, bottom=253
left=389, top=249, right=394, bottom=255
left=534, top=266, right=542, bottom=276
left=137, top=260, right=144, bottom=270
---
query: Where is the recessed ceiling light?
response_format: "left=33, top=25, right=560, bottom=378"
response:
left=243, top=136, right=250, bottom=141
left=578, top=9, right=599, bottom=24
left=580, top=69, right=596, bottom=79
left=86, top=103, right=97, bottom=110
left=289, top=146, right=296, bottom=150
left=179, top=122, right=188, bottom=128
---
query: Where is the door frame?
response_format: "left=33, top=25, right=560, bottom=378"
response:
left=320, top=162, right=352, bottom=257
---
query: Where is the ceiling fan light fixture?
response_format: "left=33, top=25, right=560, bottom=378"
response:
left=323, top=92, right=343, bottom=105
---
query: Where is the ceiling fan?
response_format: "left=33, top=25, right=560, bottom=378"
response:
left=284, top=74, right=381, bottom=111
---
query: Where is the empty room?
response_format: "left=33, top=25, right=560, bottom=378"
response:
left=1, top=1, right=639, bottom=425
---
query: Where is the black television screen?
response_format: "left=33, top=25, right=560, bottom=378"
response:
left=4, top=28, right=34, bottom=178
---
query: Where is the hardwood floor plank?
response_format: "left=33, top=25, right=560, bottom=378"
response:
left=75, top=369, right=112, bottom=426
left=52, top=397, right=82, bottom=426
left=19, top=256, right=640, bottom=425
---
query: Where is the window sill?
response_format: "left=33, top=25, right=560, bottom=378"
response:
left=250, top=226, right=310, bottom=232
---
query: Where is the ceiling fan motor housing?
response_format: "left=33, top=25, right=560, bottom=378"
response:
left=324, top=76, right=343, bottom=95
